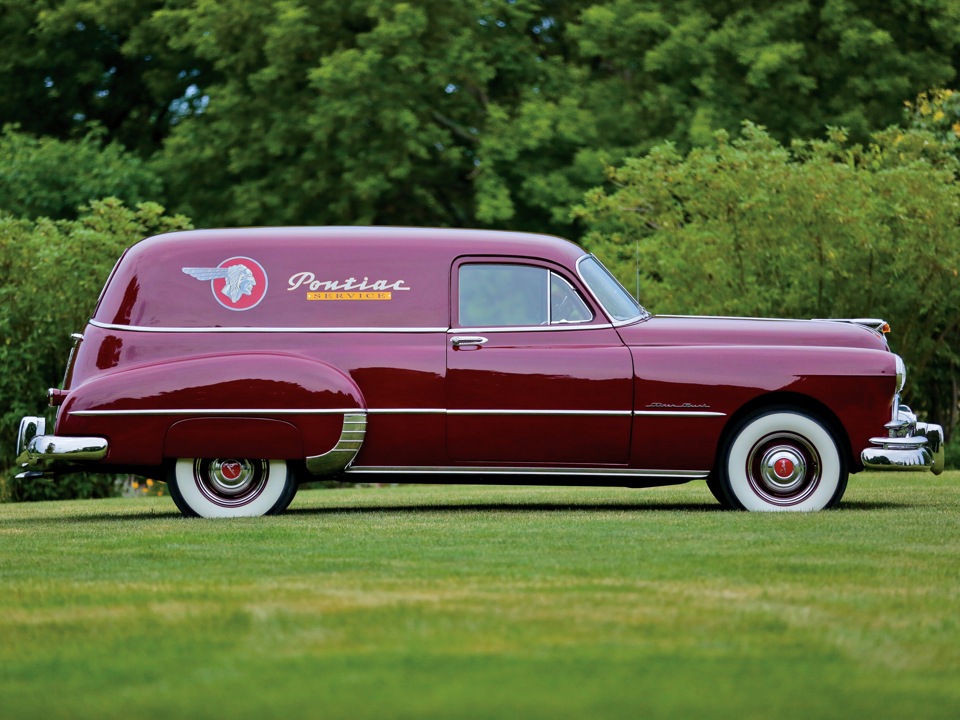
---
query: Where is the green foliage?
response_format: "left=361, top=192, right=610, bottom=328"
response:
left=0, top=199, right=192, bottom=495
left=0, top=125, right=164, bottom=219
left=946, top=437, right=960, bottom=470
left=905, top=88, right=960, bottom=158
left=3, top=2, right=960, bottom=232
left=0, top=0, right=214, bottom=154
left=7, top=472, right=120, bottom=503
left=574, top=123, right=960, bottom=428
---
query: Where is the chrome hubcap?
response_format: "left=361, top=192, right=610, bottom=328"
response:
left=208, top=459, right=257, bottom=496
left=758, top=446, right=807, bottom=494
left=746, top=433, right=821, bottom=506
left=193, top=458, right=268, bottom=507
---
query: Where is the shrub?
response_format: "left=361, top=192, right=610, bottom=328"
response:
left=1, top=200, right=192, bottom=500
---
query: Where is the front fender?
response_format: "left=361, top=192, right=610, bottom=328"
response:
left=58, top=352, right=365, bottom=466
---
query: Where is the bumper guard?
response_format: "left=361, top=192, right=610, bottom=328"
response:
left=861, top=403, right=944, bottom=475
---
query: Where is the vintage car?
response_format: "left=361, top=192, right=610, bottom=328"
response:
left=15, top=227, right=944, bottom=516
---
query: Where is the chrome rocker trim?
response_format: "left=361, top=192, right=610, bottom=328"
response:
left=346, top=466, right=710, bottom=479
left=861, top=402, right=944, bottom=475
left=305, top=412, right=368, bottom=475
left=15, top=416, right=108, bottom=479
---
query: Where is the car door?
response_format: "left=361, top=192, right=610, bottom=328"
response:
left=446, top=257, right=634, bottom=466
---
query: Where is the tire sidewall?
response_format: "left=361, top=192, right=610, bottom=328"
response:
left=169, top=458, right=294, bottom=518
left=721, top=410, right=846, bottom=512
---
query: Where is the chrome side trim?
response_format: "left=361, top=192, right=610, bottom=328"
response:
left=70, top=407, right=723, bottom=418
left=634, top=410, right=726, bottom=417
left=305, top=413, right=368, bottom=475
left=70, top=408, right=371, bottom=417
left=448, top=409, right=632, bottom=417
left=89, top=320, right=448, bottom=334
left=366, top=408, right=446, bottom=415
left=346, top=466, right=710, bottom=478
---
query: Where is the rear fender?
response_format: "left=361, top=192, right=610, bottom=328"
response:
left=58, top=352, right=365, bottom=467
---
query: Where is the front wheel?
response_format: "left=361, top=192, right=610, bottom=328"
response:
left=167, top=458, right=297, bottom=518
left=718, top=410, right=848, bottom=512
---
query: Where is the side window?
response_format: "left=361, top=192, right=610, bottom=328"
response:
left=458, top=263, right=594, bottom=327
left=459, top=264, right=547, bottom=326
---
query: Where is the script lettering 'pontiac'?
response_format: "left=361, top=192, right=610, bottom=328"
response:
left=287, top=272, right=411, bottom=293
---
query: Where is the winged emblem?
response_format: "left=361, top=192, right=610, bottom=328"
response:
left=183, top=264, right=257, bottom=304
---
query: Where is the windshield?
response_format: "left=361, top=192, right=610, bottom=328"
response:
left=577, top=256, right=649, bottom=323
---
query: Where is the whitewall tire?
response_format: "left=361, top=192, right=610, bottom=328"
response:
left=168, top=458, right=296, bottom=518
left=719, top=410, right=848, bottom=512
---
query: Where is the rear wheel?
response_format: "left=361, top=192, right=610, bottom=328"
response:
left=718, top=409, right=848, bottom=512
left=168, top=458, right=296, bottom=518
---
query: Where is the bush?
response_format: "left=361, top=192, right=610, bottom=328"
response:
left=1, top=199, right=192, bottom=500
left=945, top=436, right=960, bottom=471
left=0, top=126, right=164, bottom=220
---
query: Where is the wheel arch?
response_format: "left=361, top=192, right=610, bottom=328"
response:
left=713, top=392, right=854, bottom=476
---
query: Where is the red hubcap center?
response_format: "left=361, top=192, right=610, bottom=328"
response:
left=774, top=458, right=795, bottom=478
left=221, top=462, right=242, bottom=480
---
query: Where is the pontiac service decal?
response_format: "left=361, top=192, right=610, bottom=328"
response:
left=182, top=257, right=268, bottom=311
left=287, top=272, right=410, bottom=301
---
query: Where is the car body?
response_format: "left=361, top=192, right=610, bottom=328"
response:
left=15, top=227, right=944, bottom=516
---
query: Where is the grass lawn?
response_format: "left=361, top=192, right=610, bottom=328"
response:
left=1, top=472, right=958, bottom=719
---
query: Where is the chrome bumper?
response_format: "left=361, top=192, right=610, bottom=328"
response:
left=15, top=416, right=108, bottom=478
left=861, top=403, right=944, bottom=475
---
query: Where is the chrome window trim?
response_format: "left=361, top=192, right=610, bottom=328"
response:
left=449, top=322, right=614, bottom=334
left=88, top=320, right=447, bottom=334
left=346, top=466, right=710, bottom=478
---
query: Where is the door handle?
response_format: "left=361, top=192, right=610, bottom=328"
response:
left=450, top=336, right=488, bottom=347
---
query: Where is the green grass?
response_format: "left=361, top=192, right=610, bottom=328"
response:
left=1, top=473, right=959, bottom=719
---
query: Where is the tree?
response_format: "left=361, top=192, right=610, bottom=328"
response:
left=0, top=0, right=214, bottom=154
left=0, top=126, right=163, bottom=219
left=3, top=2, right=960, bottom=234
left=574, top=123, right=960, bottom=433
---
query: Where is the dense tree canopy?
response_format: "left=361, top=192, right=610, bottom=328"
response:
left=2, top=1, right=959, bottom=232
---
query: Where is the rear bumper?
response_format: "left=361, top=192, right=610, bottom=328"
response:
left=14, top=416, right=108, bottom=478
left=861, top=404, right=944, bottom=475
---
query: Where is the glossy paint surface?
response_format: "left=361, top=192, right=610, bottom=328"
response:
left=53, top=227, right=897, bottom=481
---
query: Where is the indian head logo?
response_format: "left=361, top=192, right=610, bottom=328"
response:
left=182, top=257, right=268, bottom=311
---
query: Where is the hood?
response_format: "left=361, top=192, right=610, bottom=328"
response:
left=616, top=315, right=890, bottom=351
